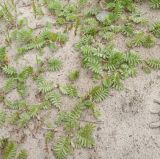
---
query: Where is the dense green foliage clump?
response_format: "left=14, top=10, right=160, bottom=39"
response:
left=0, top=138, right=28, bottom=159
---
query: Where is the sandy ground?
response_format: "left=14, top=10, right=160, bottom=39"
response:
left=1, top=1, right=160, bottom=159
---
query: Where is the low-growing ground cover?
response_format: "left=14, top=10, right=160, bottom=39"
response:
left=1, top=0, right=160, bottom=159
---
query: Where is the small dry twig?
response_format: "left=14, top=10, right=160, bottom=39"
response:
left=80, top=119, right=104, bottom=124
left=154, top=99, right=160, bottom=105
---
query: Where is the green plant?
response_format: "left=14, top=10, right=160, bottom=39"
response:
left=2, top=66, right=33, bottom=96
left=36, top=76, right=53, bottom=94
left=12, top=28, right=33, bottom=45
left=128, top=12, right=148, bottom=24
left=81, top=45, right=103, bottom=75
left=106, top=0, right=136, bottom=13
left=3, top=65, right=17, bottom=76
left=150, top=21, right=160, bottom=38
left=17, top=150, right=28, bottom=159
left=89, top=86, right=109, bottom=102
left=149, top=0, right=160, bottom=9
left=80, top=18, right=99, bottom=35
left=46, top=0, right=78, bottom=25
left=53, top=137, right=73, bottom=159
left=143, top=34, right=156, bottom=48
left=17, top=112, right=31, bottom=128
left=3, top=78, right=17, bottom=93
left=0, top=111, right=6, bottom=126
left=103, top=73, right=124, bottom=90
left=0, top=139, right=28, bottom=159
left=0, top=2, right=15, bottom=25
left=1, top=1, right=160, bottom=159
left=4, top=99, right=27, bottom=110
left=145, top=59, right=160, bottom=70
left=0, top=47, right=8, bottom=69
left=47, top=58, right=63, bottom=71
left=121, top=23, right=134, bottom=37
left=78, top=0, right=88, bottom=7
left=46, top=0, right=62, bottom=15
left=99, top=29, right=115, bottom=41
left=56, top=33, right=68, bottom=44
left=76, top=123, right=95, bottom=148
left=55, top=104, right=83, bottom=131
left=104, top=51, right=125, bottom=71
left=3, top=141, right=17, bottom=159
left=60, top=84, right=78, bottom=97
left=128, top=31, right=156, bottom=48
left=17, top=103, right=42, bottom=128
left=13, top=27, right=68, bottom=57
left=45, top=91, right=61, bottom=109
left=32, top=0, right=44, bottom=18
left=45, top=131, right=54, bottom=143
left=7, top=112, right=19, bottom=125
left=75, top=35, right=94, bottom=50
left=124, top=51, right=141, bottom=66
left=68, top=70, right=80, bottom=81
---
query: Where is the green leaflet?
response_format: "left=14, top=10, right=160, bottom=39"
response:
left=36, top=76, right=53, bottom=94
left=60, top=84, right=78, bottom=98
left=45, top=131, right=54, bottom=143
left=47, top=58, right=63, bottom=72
left=53, top=137, right=73, bottom=159
left=151, top=21, right=160, bottom=38
left=3, top=142, right=17, bottom=159
left=149, top=0, right=160, bottom=9
left=0, top=111, right=6, bottom=127
left=76, top=123, right=95, bottom=148
left=17, top=150, right=28, bottom=159
left=45, top=91, right=61, bottom=109
left=89, top=86, right=109, bottom=102
left=146, top=59, right=160, bottom=70
left=4, top=99, right=27, bottom=110
left=68, top=70, right=80, bottom=81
